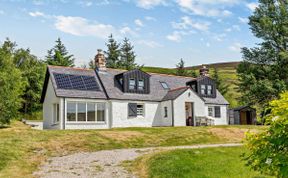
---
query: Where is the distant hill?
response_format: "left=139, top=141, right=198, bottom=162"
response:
left=142, top=61, right=242, bottom=107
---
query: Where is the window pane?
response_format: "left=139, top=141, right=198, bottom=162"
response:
left=160, top=82, right=169, bottom=89
left=137, top=104, right=144, bottom=116
left=208, top=107, right=213, bottom=117
left=164, top=107, right=168, bottom=117
left=97, top=103, right=105, bottom=122
left=138, top=79, right=144, bottom=90
left=129, top=78, right=135, bottom=89
left=56, top=104, right=59, bottom=122
left=87, top=103, right=96, bottom=121
left=201, top=85, right=206, bottom=95
left=77, top=103, right=86, bottom=121
left=67, top=102, right=76, bottom=121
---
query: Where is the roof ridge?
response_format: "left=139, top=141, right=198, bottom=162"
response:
left=168, top=86, right=190, bottom=92
left=48, top=65, right=93, bottom=71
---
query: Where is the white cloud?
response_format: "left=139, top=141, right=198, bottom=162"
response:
left=166, top=31, right=182, bottom=42
left=137, top=40, right=162, bottom=48
left=136, top=0, right=166, bottom=9
left=229, top=42, right=242, bottom=52
left=0, top=10, right=4, bottom=15
left=145, top=16, right=157, bottom=21
left=54, top=16, right=116, bottom=38
left=206, top=42, right=210, bottom=47
left=172, top=16, right=210, bottom=31
left=225, top=25, right=240, bottom=32
left=119, top=26, right=138, bottom=36
left=213, top=33, right=226, bottom=42
left=78, top=1, right=93, bottom=7
left=246, top=2, right=258, bottom=11
left=176, top=0, right=237, bottom=17
left=134, top=19, right=144, bottom=27
left=238, top=17, right=249, bottom=23
left=29, top=11, right=46, bottom=17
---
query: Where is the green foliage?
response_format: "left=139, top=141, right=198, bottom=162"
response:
left=175, top=58, right=187, bottom=76
left=143, top=147, right=269, bottom=178
left=212, top=67, right=229, bottom=96
left=105, top=34, right=121, bottom=68
left=237, top=0, right=288, bottom=109
left=44, top=38, right=75, bottom=66
left=245, top=92, right=288, bottom=177
left=0, top=39, right=25, bottom=125
left=15, top=49, right=46, bottom=114
left=119, top=37, right=138, bottom=70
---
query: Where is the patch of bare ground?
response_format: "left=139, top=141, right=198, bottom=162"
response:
left=209, top=128, right=259, bottom=142
left=99, top=131, right=145, bottom=141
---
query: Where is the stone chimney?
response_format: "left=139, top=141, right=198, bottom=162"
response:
left=94, top=49, right=106, bottom=71
left=199, top=65, right=209, bottom=76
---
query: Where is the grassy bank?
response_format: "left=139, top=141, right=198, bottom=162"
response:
left=0, top=121, right=265, bottom=177
left=129, top=147, right=272, bottom=178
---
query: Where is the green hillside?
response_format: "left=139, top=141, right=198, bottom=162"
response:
left=142, top=62, right=241, bottom=108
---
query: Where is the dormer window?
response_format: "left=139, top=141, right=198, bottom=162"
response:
left=138, top=79, right=144, bottom=90
left=207, top=85, right=212, bottom=95
left=129, top=78, right=135, bottom=90
left=201, top=85, right=206, bottom=95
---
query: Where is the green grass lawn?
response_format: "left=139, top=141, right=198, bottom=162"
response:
left=130, top=147, right=272, bottom=178
left=0, top=121, right=265, bottom=178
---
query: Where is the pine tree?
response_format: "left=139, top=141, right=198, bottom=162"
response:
left=212, top=67, right=229, bottom=96
left=176, top=58, right=187, bottom=76
left=44, top=38, right=75, bottom=66
left=105, top=34, right=121, bottom=68
left=237, top=0, right=288, bottom=109
left=119, top=38, right=137, bottom=70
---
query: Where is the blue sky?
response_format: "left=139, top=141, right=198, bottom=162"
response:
left=0, top=0, right=259, bottom=67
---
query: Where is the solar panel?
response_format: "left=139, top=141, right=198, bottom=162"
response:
left=53, top=73, right=100, bottom=91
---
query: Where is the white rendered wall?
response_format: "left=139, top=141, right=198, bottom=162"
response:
left=204, top=105, right=229, bottom=125
left=43, top=78, right=61, bottom=129
left=173, top=89, right=206, bottom=126
left=110, top=100, right=162, bottom=128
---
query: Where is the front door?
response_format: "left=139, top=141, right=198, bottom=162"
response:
left=185, top=102, right=194, bottom=126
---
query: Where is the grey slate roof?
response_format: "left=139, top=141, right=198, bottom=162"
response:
left=42, top=66, right=229, bottom=105
left=47, top=66, right=107, bottom=99
left=162, top=87, right=189, bottom=101
left=203, top=90, right=229, bottom=105
left=97, top=68, right=194, bottom=102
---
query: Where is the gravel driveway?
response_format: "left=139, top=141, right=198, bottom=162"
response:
left=34, top=143, right=242, bottom=178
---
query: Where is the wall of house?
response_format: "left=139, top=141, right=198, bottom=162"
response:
left=155, top=100, right=173, bottom=126
left=110, top=100, right=163, bottom=127
left=64, top=98, right=110, bottom=130
left=204, top=105, right=229, bottom=125
left=173, top=89, right=206, bottom=126
left=43, top=78, right=61, bottom=129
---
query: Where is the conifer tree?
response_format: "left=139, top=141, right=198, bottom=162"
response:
left=212, top=67, right=229, bottom=96
left=105, top=34, right=121, bottom=68
left=176, top=58, right=187, bottom=76
left=45, top=38, right=75, bottom=66
left=119, top=38, right=137, bottom=70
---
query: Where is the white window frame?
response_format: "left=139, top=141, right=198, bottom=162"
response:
left=138, top=79, right=144, bottom=90
left=208, top=107, right=214, bottom=117
left=53, top=103, right=60, bottom=124
left=129, top=78, right=136, bottom=90
left=66, top=101, right=106, bottom=123
left=207, top=85, right=212, bottom=95
left=201, top=85, right=206, bottom=95
left=136, top=104, right=145, bottom=117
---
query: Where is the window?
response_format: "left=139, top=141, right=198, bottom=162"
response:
left=138, top=79, right=144, bottom=90
left=201, top=85, right=206, bottom=95
left=119, top=78, right=123, bottom=85
left=164, top=107, right=168, bottom=118
left=137, top=104, right=144, bottom=116
left=208, top=107, right=214, bottom=117
left=53, top=104, right=59, bottom=123
left=129, top=78, right=135, bottom=90
left=77, top=103, right=86, bottom=121
left=214, top=106, right=221, bottom=118
left=160, top=82, right=169, bottom=89
left=97, top=103, right=105, bottom=122
left=207, top=85, right=212, bottom=95
left=87, top=103, right=96, bottom=121
left=67, top=102, right=106, bottom=122
left=67, top=102, right=76, bottom=121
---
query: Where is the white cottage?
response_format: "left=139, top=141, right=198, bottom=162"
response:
left=41, top=50, right=229, bottom=130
